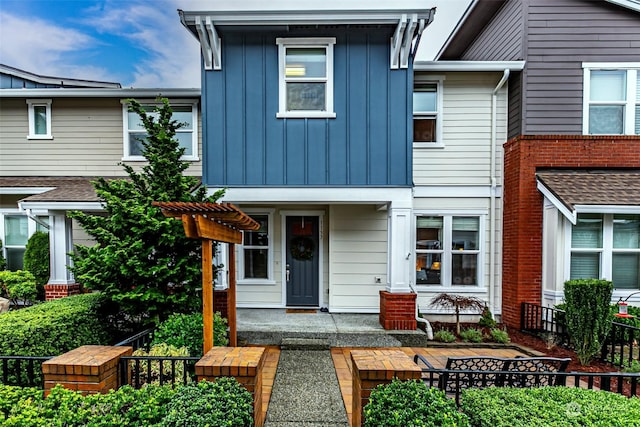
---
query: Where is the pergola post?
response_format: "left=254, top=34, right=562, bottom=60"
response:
left=202, top=239, right=214, bottom=353
left=228, top=243, right=237, bottom=347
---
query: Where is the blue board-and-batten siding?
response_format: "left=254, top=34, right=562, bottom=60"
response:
left=202, top=28, right=412, bottom=188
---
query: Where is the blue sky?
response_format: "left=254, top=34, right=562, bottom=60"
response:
left=0, top=0, right=470, bottom=88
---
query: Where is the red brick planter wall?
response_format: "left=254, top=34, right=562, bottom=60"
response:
left=379, top=291, right=417, bottom=330
left=44, top=283, right=81, bottom=301
left=502, top=135, right=640, bottom=327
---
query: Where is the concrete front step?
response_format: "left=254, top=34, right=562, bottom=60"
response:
left=281, top=337, right=331, bottom=350
left=238, top=330, right=429, bottom=348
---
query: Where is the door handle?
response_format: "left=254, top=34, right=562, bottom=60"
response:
left=286, top=264, right=290, bottom=282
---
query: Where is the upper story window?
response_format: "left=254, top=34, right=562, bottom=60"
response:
left=26, top=99, right=52, bottom=139
left=122, top=101, right=199, bottom=161
left=583, top=64, right=639, bottom=135
left=570, top=213, right=640, bottom=290
left=415, top=214, right=482, bottom=287
left=276, top=38, right=336, bottom=119
left=413, top=79, right=443, bottom=148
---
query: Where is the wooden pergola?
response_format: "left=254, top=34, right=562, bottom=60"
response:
left=152, top=201, right=260, bottom=352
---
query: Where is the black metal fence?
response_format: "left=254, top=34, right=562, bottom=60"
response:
left=419, top=368, right=640, bottom=404
left=0, top=356, right=52, bottom=388
left=119, top=355, right=200, bottom=389
left=521, top=302, right=640, bottom=367
left=114, top=328, right=155, bottom=351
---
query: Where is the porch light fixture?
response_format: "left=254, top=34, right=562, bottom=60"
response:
left=614, top=292, right=640, bottom=318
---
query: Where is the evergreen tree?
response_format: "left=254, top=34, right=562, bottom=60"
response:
left=70, top=99, right=222, bottom=324
left=24, top=230, right=50, bottom=300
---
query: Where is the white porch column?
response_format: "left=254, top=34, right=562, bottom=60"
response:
left=48, top=211, right=74, bottom=285
left=386, top=199, right=413, bottom=293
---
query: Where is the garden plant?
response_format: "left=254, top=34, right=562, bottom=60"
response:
left=564, top=279, right=614, bottom=365
left=23, top=231, right=50, bottom=301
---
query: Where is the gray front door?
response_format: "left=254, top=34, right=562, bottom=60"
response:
left=286, top=216, right=319, bottom=306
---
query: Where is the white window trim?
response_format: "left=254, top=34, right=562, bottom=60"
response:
left=276, top=37, right=336, bottom=119
left=414, top=211, right=486, bottom=290
left=121, top=99, right=199, bottom=162
left=238, top=209, right=276, bottom=285
left=582, top=63, right=640, bottom=135
left=26, top=99, right=52, bottom=140
left=0, top=210, right=40, bottom=268
left=413, top=77, right=444, bottom=148
left=566, top=213, right=640, bottom=289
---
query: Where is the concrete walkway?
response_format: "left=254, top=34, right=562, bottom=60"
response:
left=265, top=348, right=349, bottom=427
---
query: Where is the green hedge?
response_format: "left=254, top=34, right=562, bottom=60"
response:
left=364, top=378, right=470, bottom=427
left=151, top=312, right=228, bottom=356
left=0, top=293, right=110, bottom=356
left=0, top=379, right=252, bottom=426
left=461, top=387, right=640, bottom=427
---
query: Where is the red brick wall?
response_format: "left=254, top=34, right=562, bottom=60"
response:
left=502, top=135, right=640, bottom=327
left=379, top=291, right=417, bottom=330
left=44, top=283, right=81, bottom=301
left=214, top=289, right=228, bottom=319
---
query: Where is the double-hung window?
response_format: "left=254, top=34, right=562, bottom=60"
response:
left=415, top=215, right=482, bottom=287
left=122, top=101, right=199, bottom=161
left=583, top=64, right=639, bottom=135
left=570, top=213, right=640, bottom=289
left=0, top=212, right=47, bottom=271
left=239, top=213, right=274, bottom=283
left=26, top=99, right=52, bottom=139
left=276, top=38, right=336, bottom=118
left=413, top=79, right=443, bottom=147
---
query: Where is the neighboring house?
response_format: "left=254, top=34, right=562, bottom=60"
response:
left=178, top=6, right=525, bottom=327
left=438, top=0, right=640, bottom=326
left=0, top=64, right=203, bottom=299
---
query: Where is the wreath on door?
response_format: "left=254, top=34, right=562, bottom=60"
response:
left=291, top=237, right=315, bottom=261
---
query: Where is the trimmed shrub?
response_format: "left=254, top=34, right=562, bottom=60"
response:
left=23, top=231, right=49, bottom=301
left=364, top=378, right=469, bottom=427
left=433, top=329, right=457, bottom=343
left=461, top=386, right=640, bottom=427
left=161, top=378, right=253, bottom=427
left=0, top=293, right=110, bottom=356
left=0, top=385, right=43, bottom=419
left=478, top=305, right=497, bottom=328
left=0, top=270, right=37, bottom=307
left=459, top=328, right=483, bottom=343
left=564, top=279, right=613, bottom=365
left=1, top=383, right=176, bottom=426
left=489, top=328, right=510, bottom=344
left=151, top=312, right=228, bottom=356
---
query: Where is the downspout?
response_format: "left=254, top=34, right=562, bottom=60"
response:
left=489, top=69, right=510, bottom=316
left=408, top=282, right=427, bottom=326
left=21, top=207, right=50, bottom=230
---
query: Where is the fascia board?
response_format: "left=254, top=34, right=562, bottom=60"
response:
left=18, top=201, right=105, bottom=212
left=0, top=88, right=201, bottom=98
left=179, top=9, right=434, bottom=26
left=414, top=61, right=526, bottom=72
left=536, top=180, right=576, bottom=225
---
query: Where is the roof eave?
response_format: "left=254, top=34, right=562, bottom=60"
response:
left=414, top=60, right=525, bottom=72
left=0, top=88, right=201, bottom=98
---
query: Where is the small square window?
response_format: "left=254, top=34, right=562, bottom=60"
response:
left=26, top=99, right=52, bottom=139
left=276, top=38, right=336, bottom=119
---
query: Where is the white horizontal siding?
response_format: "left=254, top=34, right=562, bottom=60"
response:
left=329, top=204, right=387, bottom=312
left=413, top=72, right=507, bottom=187
left=0, top=97, right=202, bottom=177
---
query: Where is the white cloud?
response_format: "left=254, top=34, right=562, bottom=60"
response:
left=0, top=11, right=117, bottom=83
left=88, top=0, right=201, bottom=87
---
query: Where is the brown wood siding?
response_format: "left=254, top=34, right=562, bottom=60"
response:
left=462, top=0, right=524, bottom=61
left=523, top=0, right=640, bottom=134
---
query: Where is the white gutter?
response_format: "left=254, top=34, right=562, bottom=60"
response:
left=414, top=60, right=525, bottom=72
left=489, top=69, right=510, bottom=316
